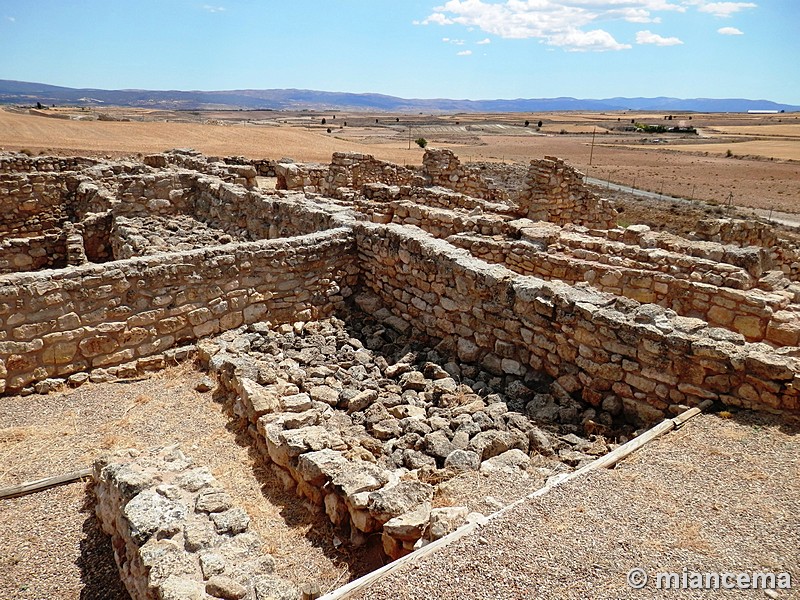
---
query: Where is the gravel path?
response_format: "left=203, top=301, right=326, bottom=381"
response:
left=350, top=412, right=799, bottom=599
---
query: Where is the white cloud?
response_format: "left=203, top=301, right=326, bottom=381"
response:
left=457, top=49, right=473, bottom=55
left=414, top=1, right=690, bottom=51
left=6, top=16, right=15, bottom=22
left=443, top=37, right=466, bottom=44
left=718, top=26, right=744, bottom=34
left=550, top=28, right=632, bottom=51
left=696, top=2, right=757, bottom=17
left=477, top=37, right=492, bottom=44
left=419, top=12, right=454, bottom=25
left=636, top=29, right=684, bottom=45
left=202, top=5, right=226, bottom=13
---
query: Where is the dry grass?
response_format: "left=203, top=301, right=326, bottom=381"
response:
left=3, top=107, right=800, bottom=213
left=0, top=107, right=425, bottom=165
left=657, top=139, right=800, bottom=161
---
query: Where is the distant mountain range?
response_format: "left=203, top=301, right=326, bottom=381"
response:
left=1, top=79, right=797, bottom=113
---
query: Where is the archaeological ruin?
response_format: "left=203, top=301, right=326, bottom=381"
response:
left=2, top=146, right=799, bottom=599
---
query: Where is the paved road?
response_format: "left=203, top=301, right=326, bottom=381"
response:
left=585, top=176, right=695, bottom=204
left=586, top=176, right=800, bottom=228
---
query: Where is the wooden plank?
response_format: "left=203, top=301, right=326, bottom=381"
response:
left=0, top=467, right=92, bottom=500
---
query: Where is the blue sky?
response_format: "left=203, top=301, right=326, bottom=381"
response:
left=1, top=1, right=797, bottom=103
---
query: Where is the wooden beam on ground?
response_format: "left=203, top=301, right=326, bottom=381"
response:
left=0, top=467, right=93, bottom=500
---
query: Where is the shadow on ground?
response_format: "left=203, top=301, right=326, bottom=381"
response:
left=77, top=484, right=131, bottom=600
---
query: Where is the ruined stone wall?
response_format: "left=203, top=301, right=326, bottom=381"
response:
left=68, top=175, right=116, bottom=218
left=147, top=150, right=258, bottom=189
left=362, top=183, right=521, bottom=216
left=198, top=327, right=483, bottom=562
left=354, top=223, right=800, bottom=422
left=274, top=162, right=329, bottom=193
left=694, top=217, right=800, bottom=282
left=276, top=153, right=421, bottom=197
left=0, top=229, right=357, bottom=393
left=0, top=172, right=69, bottom=237
left=326, top=152, right=420, bottom=193
left=450, top=234, right=799, bottom=345
left=115, top=172, right=197, bottom=217
left=192, top=182, right=342, bottom=241
left=222, top=157, right=279, bottom=177
left=517, top=157, right=617, bottom=229
left=0, top=153, right=100, bottom=174
left=113, top=171, right=342, bottom=244
left=552, top=223, right=767, bottom=281
left=386, top=202, right=512, bottom=239
left=422, top=149, right=508, bottom=203
left=694, top=218, right=779, bottom=248
left=93, top=446, right=296, bottom=600
left=0, top=233, right=67, bottom=274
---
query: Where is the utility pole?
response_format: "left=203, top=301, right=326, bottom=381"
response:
left=408, top=126, right=411, bottom=151
left=589, top=126, right=596, bottom=166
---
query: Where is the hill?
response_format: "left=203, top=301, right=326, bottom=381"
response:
left=1, top=79, right=797, bottom=113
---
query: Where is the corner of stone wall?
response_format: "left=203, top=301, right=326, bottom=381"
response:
left=93, top=445, right=297, bottom=600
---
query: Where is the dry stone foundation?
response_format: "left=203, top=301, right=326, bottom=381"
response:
left=93, top=445, right=297, bottom=600
left=2, top=145, right=800, bottom=590
left=197, top=311, right=609, bottom=561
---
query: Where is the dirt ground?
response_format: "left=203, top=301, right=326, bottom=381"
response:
left=351, top=412, right=800, bottom=600
left=2, top=106, right=798, bottom=214
left=0, top=365, right=370, bottom=599
left=0, top=364, right=550, bottom=600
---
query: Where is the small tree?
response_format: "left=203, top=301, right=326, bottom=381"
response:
left=524, top=120, right=530, bottom=127
left=36, top=102, right=42, bottom=109
left=327, top=128, right=332, bottom=133
left=415, top=137, right=428, bottom=148
left=321, top=118, right=326, bottom=125
left=537, top=120, right=543, bottom=128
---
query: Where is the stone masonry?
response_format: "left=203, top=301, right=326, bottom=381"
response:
left=4, top=145, right=800, bottom=587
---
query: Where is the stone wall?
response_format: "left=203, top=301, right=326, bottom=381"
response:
left=694, top=217, right=800, bottom=282
left=93, top=445, right=297, bottom=600
left=326, top=152, right=420, bottom=194
left=276, top=152, right=422, bottom=197
left=0, top=228, right=357, bottom=393
left=516, top=157, right=617, bottom=229
left=361, top=183, right=520, bottom=216
left=0, top=233, right=67, bottom=273
left=386, top=203, right=512, bottom=239
left=449, top=233, right=799, bottom=345
left=0, top=172, right=69, bottom=237
left=147, top=150, right=258, bottom=189
left=198, top=325, right=492, bottom=562
left=354, top=222, right=799, bottom=421
left=274, top=162, right=329, bottom=194
left=694, top=218, right=779, bottom=248
left=0, top=153, right=100, bottom=174
left=422, top=149, right=508, bottom=203
left=114, top=170, right=344, bottom=245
